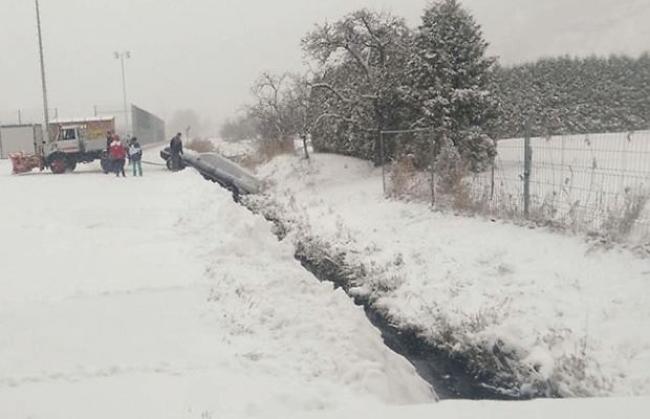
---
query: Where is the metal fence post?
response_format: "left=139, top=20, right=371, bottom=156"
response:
left=0, top=122, right=4, bottom=159
left=523, top=128, right=533, bottom=218
left=380, top=130, right=386, bottom=196
left=430, top=131, right=436, bottom=207
left=490, top=140, right=496, bottom=201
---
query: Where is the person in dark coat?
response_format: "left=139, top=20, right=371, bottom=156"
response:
left=109, top=136, right=127, bottom=177
left=128, top=137, right=143, bottom=176
left=169, top=132, right=183, bottom=171
left=106, top=130, right=114, bottom=153
left=102, top=130, right=115, bottom=174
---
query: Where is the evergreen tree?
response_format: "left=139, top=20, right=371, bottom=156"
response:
left=406, top=0, right=496, bottom=171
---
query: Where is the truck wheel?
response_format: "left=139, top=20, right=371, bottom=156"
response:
left=50, top=157, right=67, bottom=174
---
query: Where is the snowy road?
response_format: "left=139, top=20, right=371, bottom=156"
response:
left=0, top=155, right=432, bottom=418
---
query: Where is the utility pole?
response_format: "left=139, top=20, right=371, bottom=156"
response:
left=35, top=0, right=50, bottom=146
left=114, top=51, right=131, bottom=136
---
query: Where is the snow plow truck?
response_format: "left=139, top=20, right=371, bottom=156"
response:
left=9, top=116, right=115, bottom=174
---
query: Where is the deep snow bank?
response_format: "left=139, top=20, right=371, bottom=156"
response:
left=178, top=171, right=436, bottom=407
left=251, top=152, right=650, bottom=398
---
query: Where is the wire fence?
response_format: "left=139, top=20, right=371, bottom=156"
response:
left=380, top=128, right=650, bottom=243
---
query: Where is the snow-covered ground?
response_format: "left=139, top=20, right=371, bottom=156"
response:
left=1, top=150, right=649, bottom=418
left=252, top=151, right=650, bottom=398
left=0, top=154, right=433, bottom=418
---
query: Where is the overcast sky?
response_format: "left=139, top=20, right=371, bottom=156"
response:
left=1, top=0, right=648, bottom=133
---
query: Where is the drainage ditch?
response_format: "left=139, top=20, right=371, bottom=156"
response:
left=291, top=239, right=526, bottom=400
left=239, top=199, right=538, bottom=400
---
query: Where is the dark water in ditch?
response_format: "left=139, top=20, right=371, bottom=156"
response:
left=230, top=191, right=531, bottom=400
left=294, top=250, right=523, bottom=400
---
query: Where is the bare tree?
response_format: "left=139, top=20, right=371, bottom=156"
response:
left=249, top=72, right=327, bottom=160
left=303, top=9, right=412, bottom=165
left=249, top=73, right=295, bottom=143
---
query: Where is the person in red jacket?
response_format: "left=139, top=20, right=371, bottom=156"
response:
left=109, top=136, right=127, bottom=177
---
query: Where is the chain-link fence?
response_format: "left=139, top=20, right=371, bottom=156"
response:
left=489, top=131, right=650, bottom=240
left=381, top=128, right=650, bottom=242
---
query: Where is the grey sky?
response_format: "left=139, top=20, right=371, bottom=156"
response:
left=1, top=0, right=648, bottom=133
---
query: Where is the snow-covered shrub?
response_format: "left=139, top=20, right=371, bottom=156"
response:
left=457, top=129, right=497, bottom=173
left=256, top=137, right=295, bottom=161
left=602, top=188, right=650, bottom=240
left=434, top=138, right=466, bottom=195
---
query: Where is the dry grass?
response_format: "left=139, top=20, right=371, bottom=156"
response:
left=239, top=138, right=295, bottom=170
left=386, top=155, right=432, bottom=202
left=388, top=155, right=416, bottom=199
left=257, top=138, right=295, bottom=159
left=185, top=138, right=216, bottom=153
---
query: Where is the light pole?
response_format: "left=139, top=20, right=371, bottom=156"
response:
left=35, top=0, right=50, bottom=147
left=114, top=50, right=130, bottom=136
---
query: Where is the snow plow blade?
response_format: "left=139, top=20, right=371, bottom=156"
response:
left=9, top=153, right=44, bottom=174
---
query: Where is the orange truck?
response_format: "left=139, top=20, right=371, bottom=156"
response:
left=9, top=116, right=116, bottom=174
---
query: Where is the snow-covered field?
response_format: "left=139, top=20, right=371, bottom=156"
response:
left=252, top=151, right=650, bottom=398
left=1, top=149, right=649, bottom=418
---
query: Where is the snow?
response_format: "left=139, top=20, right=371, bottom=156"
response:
left=0, top=154, right=433, bottom=418
left=288, top=397, right=650, bottom=419
left=253, top=152, right=650, bottom=397
left=207, top=137, right=257, bottom=161
left=1, top=149, right=649, bottom=417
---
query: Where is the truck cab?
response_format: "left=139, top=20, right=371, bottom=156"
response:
left=51, top=125, right=84, bottom=154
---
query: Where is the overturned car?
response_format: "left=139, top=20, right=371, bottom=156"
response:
left=160, top=147, right=261, bottom=197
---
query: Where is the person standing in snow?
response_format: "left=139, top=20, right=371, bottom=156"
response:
left=106, top=130, right=114, bottom=153
left=128, top=137, right=143, bottom=177
left=109, top=135, right=127, bottom=177
left=102, top=130, right=117, bottom=174
left=169, top=132, right=183, bottom=171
